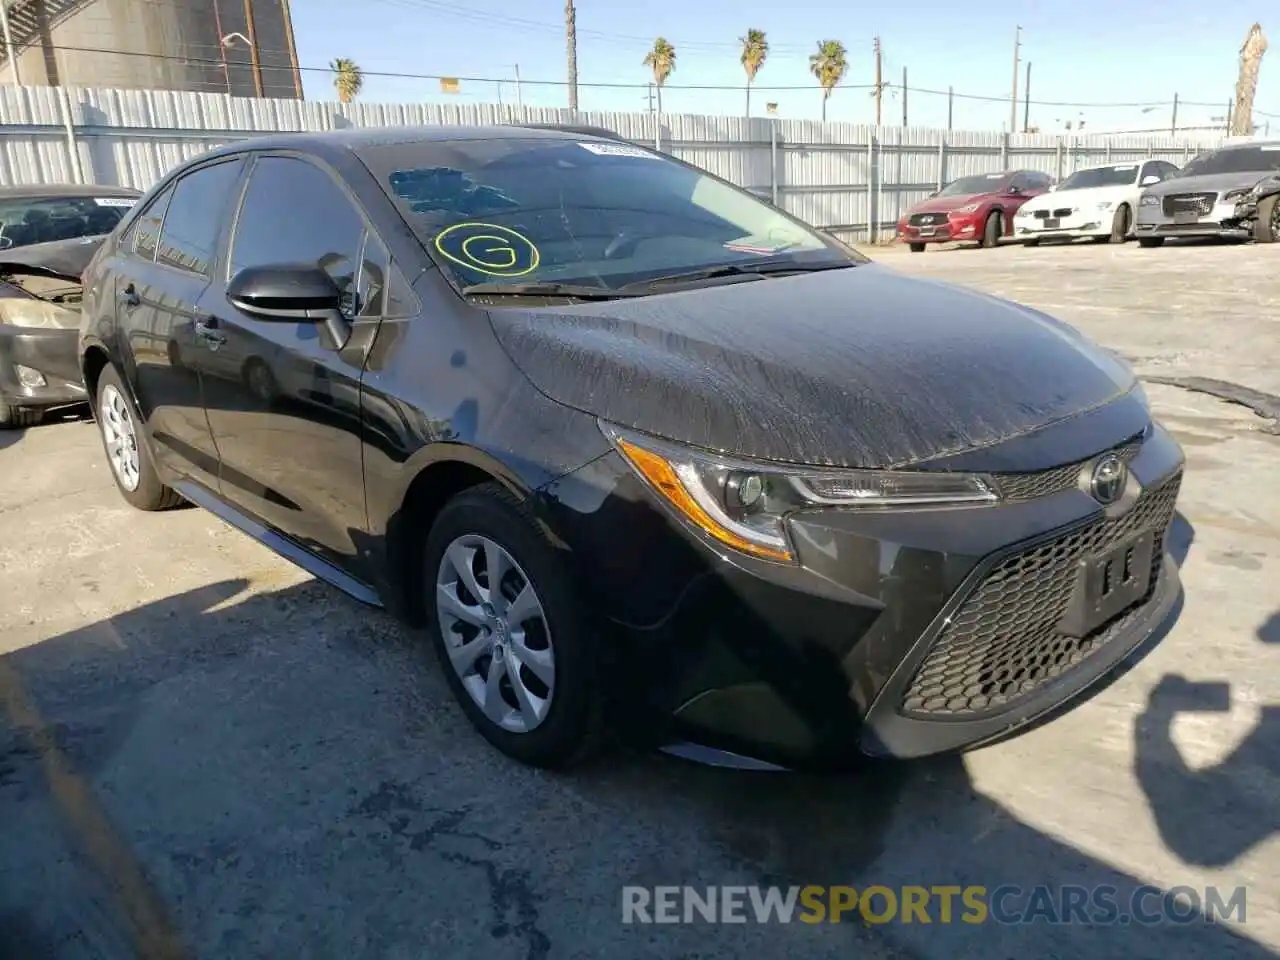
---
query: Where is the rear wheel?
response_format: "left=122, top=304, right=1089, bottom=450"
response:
left=908, top=242, right=926, bottom=253
left=1023, top=237, right=1041, bottom=248
left=1138, top=237, right=1165, bottom=249
left=423, top=482, right=604, bottom=768
left=1108, top=204, right=1132, bottom=243
left=979, top=211, right=1002, bottom=248
left=1252, top=195, right=1279, bottom=242
left=0, top=399, right=42, bottom=429
left=95, top=365, right=183, bottom=511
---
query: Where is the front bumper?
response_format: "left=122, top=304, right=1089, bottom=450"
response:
left=0, top=323, right=86, bottom=408
left=897, top=214, right=984, bottom=245
left=1014, top=209, right=1111, bottom=240
left=548, top=416, right=1185, bottom=768
left=1135, top=200, right=1250, bottom=239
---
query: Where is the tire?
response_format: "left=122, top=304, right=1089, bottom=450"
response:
left=423, top=482, right=604, bottom=768
left=94, top=364, right=184, bottom=511
left=908, top=242, right=926, bottom=253
left=1023, top=237, right=1040, bottom=248
left=979, top=211, right=1002, bottom=248
left=1138, top=237, right=1165, bottom=249
left=1252, top=195, right=1279, bottom=243
left=0, top=399, right=43, bottom=429
left=1108, top=204, right=1132, bottom=243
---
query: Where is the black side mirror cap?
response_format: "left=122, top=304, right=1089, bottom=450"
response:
left=227, top=264, right=351, bottom=347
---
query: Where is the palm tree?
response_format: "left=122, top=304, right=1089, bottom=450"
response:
left=808, top=40, right=848, bottom=121
left=740, top=29, right=768, bottom=118
left=330, top=58, right=363, bottom=104
left=643, top=38, right=676, bottom=116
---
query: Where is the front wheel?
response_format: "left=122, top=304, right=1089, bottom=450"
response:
left=1138, top=237, right=1165, bottom=249
left=1023, top=237, right=1041, bottom=248
left=979, top=212, right=1002, bottom=248
left=95, top=365, right=184, bottom=511
left=1252, top=195, right=1279, bottom=242
left=1108, top=204, right=1132, bottom=243
left=423, top=482, right=604, bottom=768
left=908, top=242, right=926, bottom=253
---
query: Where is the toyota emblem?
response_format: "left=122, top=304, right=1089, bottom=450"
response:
left=1089, top=454, right=1127, bottom=505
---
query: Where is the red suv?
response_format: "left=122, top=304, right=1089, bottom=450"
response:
left=897, top=169, right=1052, bottom=251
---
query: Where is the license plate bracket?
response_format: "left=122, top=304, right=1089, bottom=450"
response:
left=919, top=226, right=936, bottom=236
left=1173, top=210, right=1199, bottom=224
left=1044, top=217, right=1060, bottom=228
left=1058, top=531, right=1155, bottom=638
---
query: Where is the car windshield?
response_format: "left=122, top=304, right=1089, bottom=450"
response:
left=360, top=137, right=855, bottom=291
left=0, top=194, right=135, bottom=251
left=1057, top=165, right=1139, bottom=190
left=938, top=173, right=1007, bottom=197
left=1176, top=145, right=1280, bottom=177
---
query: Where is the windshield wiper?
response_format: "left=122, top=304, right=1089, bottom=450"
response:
left=619, top=258, right=856, bottom=291
left=461, top=281, right=645, bottom=300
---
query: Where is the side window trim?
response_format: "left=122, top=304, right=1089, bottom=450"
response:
left=125, top=183, right=173, bottom=264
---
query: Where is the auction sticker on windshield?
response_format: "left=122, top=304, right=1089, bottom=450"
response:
left=578, top=142, right=658, bottom=159
left=93, top=197, right=137, bottom=207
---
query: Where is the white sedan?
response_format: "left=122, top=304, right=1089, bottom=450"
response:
left=1013, top=159, right=1181, bottom=245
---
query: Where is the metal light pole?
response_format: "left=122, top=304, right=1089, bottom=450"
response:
left=1010, top=25, right=1021, bottom=135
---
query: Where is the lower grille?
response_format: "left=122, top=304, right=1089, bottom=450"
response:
left=910, top=212, right=947, bottom=226
left=1162, top=192, right=1216, bottom=217
left=900, top=470, right=1182, bottom=719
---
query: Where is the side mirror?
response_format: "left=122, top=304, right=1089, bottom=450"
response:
left=1007, top=185, right=1024, bottom=196
left=228, top=264, right=351, bottom=347
left=927, top=190, right=939, bottom=198
left=1141, top=175, right=1160, bottom=186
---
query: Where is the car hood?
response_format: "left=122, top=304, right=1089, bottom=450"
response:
left=1023, top=184, right=1132, bottom=210
left=487, top=264, right=1137, bottom=469
left=907, top=194, right=993, bottom=214
left=0, top=234, right=104, bottom=284
left=1143, top=171, right=1267, bottom=196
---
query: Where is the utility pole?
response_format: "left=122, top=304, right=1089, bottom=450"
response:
left=947, top=85, right=953, bottom=130
left=645, top=83, right=655, bottom=114
left=1010, top=25, right=1021, bottom=135
left=1023, top=61, right=1031, bottom=132
left=565, top=0, right=579, bottom=111
left=514, top=64, right=523, bottom=108
left=0, top=1, right=20, bottom=85
left=242, top=0, right=264, bottom=97
left=1171, top=92, right=1178, bottom=135
left=1225, top=99, right=1234, bottom=134
left=873, top=36, right=883, bottom=126
left=901, top=66, right=908, bottom=127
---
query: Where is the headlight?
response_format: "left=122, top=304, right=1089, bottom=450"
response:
left=1223, top=187, right=1251, bottom=201
left=951, top=203, right=981, bottom=215
left=1140, top=194, right=1160, bottom=207
left=603, top=424, right=999, bottom=563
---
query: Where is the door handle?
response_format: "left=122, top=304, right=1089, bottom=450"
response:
left=120, top=283, right=140, bottom=309
left=193, top=317, right=227, bottom=348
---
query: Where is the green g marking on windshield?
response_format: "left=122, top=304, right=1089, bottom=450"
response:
left=434, top=222, right=540, bottom=278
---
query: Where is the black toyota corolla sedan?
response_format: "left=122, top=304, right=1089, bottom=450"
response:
left=78, top=126, right=1184, bottom=770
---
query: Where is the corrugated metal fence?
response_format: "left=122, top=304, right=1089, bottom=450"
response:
left=0, top=85, right=1226, bottom=242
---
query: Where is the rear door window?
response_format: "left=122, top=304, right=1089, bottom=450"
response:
left=155, top=159, right=246, bottom=276
left=127, top=185, right=174, bottom=263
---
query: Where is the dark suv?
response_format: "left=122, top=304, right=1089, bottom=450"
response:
left=79, top=127, right=1183, bottom=771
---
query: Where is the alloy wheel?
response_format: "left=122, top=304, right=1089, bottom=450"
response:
left=1271, top=199, right=1280, bottom=239
left=435, top=534, right=556, bottom=733
left=100, top=383, right=141, bottom=492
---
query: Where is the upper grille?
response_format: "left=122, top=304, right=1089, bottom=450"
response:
left=1053, top=207, right=1073, bottom=218
left=900, top=470, right=1182, bottom=719
left=910, top=212, right=948, bottom=226
left=1162, top=192, right=1216, bottom=217
left=992, top=436, right=1143, bottom=502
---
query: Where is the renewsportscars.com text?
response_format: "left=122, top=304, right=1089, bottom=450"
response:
left=621, top=884, right=1247, bottom=926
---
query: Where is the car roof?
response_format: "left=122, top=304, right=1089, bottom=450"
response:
left=1219, top=138, right=1280, bottom=150
left=198, top=124, right=612, bottom=164
left=0, top=182, right=143, bottom=199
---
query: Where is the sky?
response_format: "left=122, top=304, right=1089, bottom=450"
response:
left=289, top=0, right=1278, bottom=134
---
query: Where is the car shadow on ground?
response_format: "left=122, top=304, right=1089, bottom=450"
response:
left=0, top=510, right=1271, bottom=958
